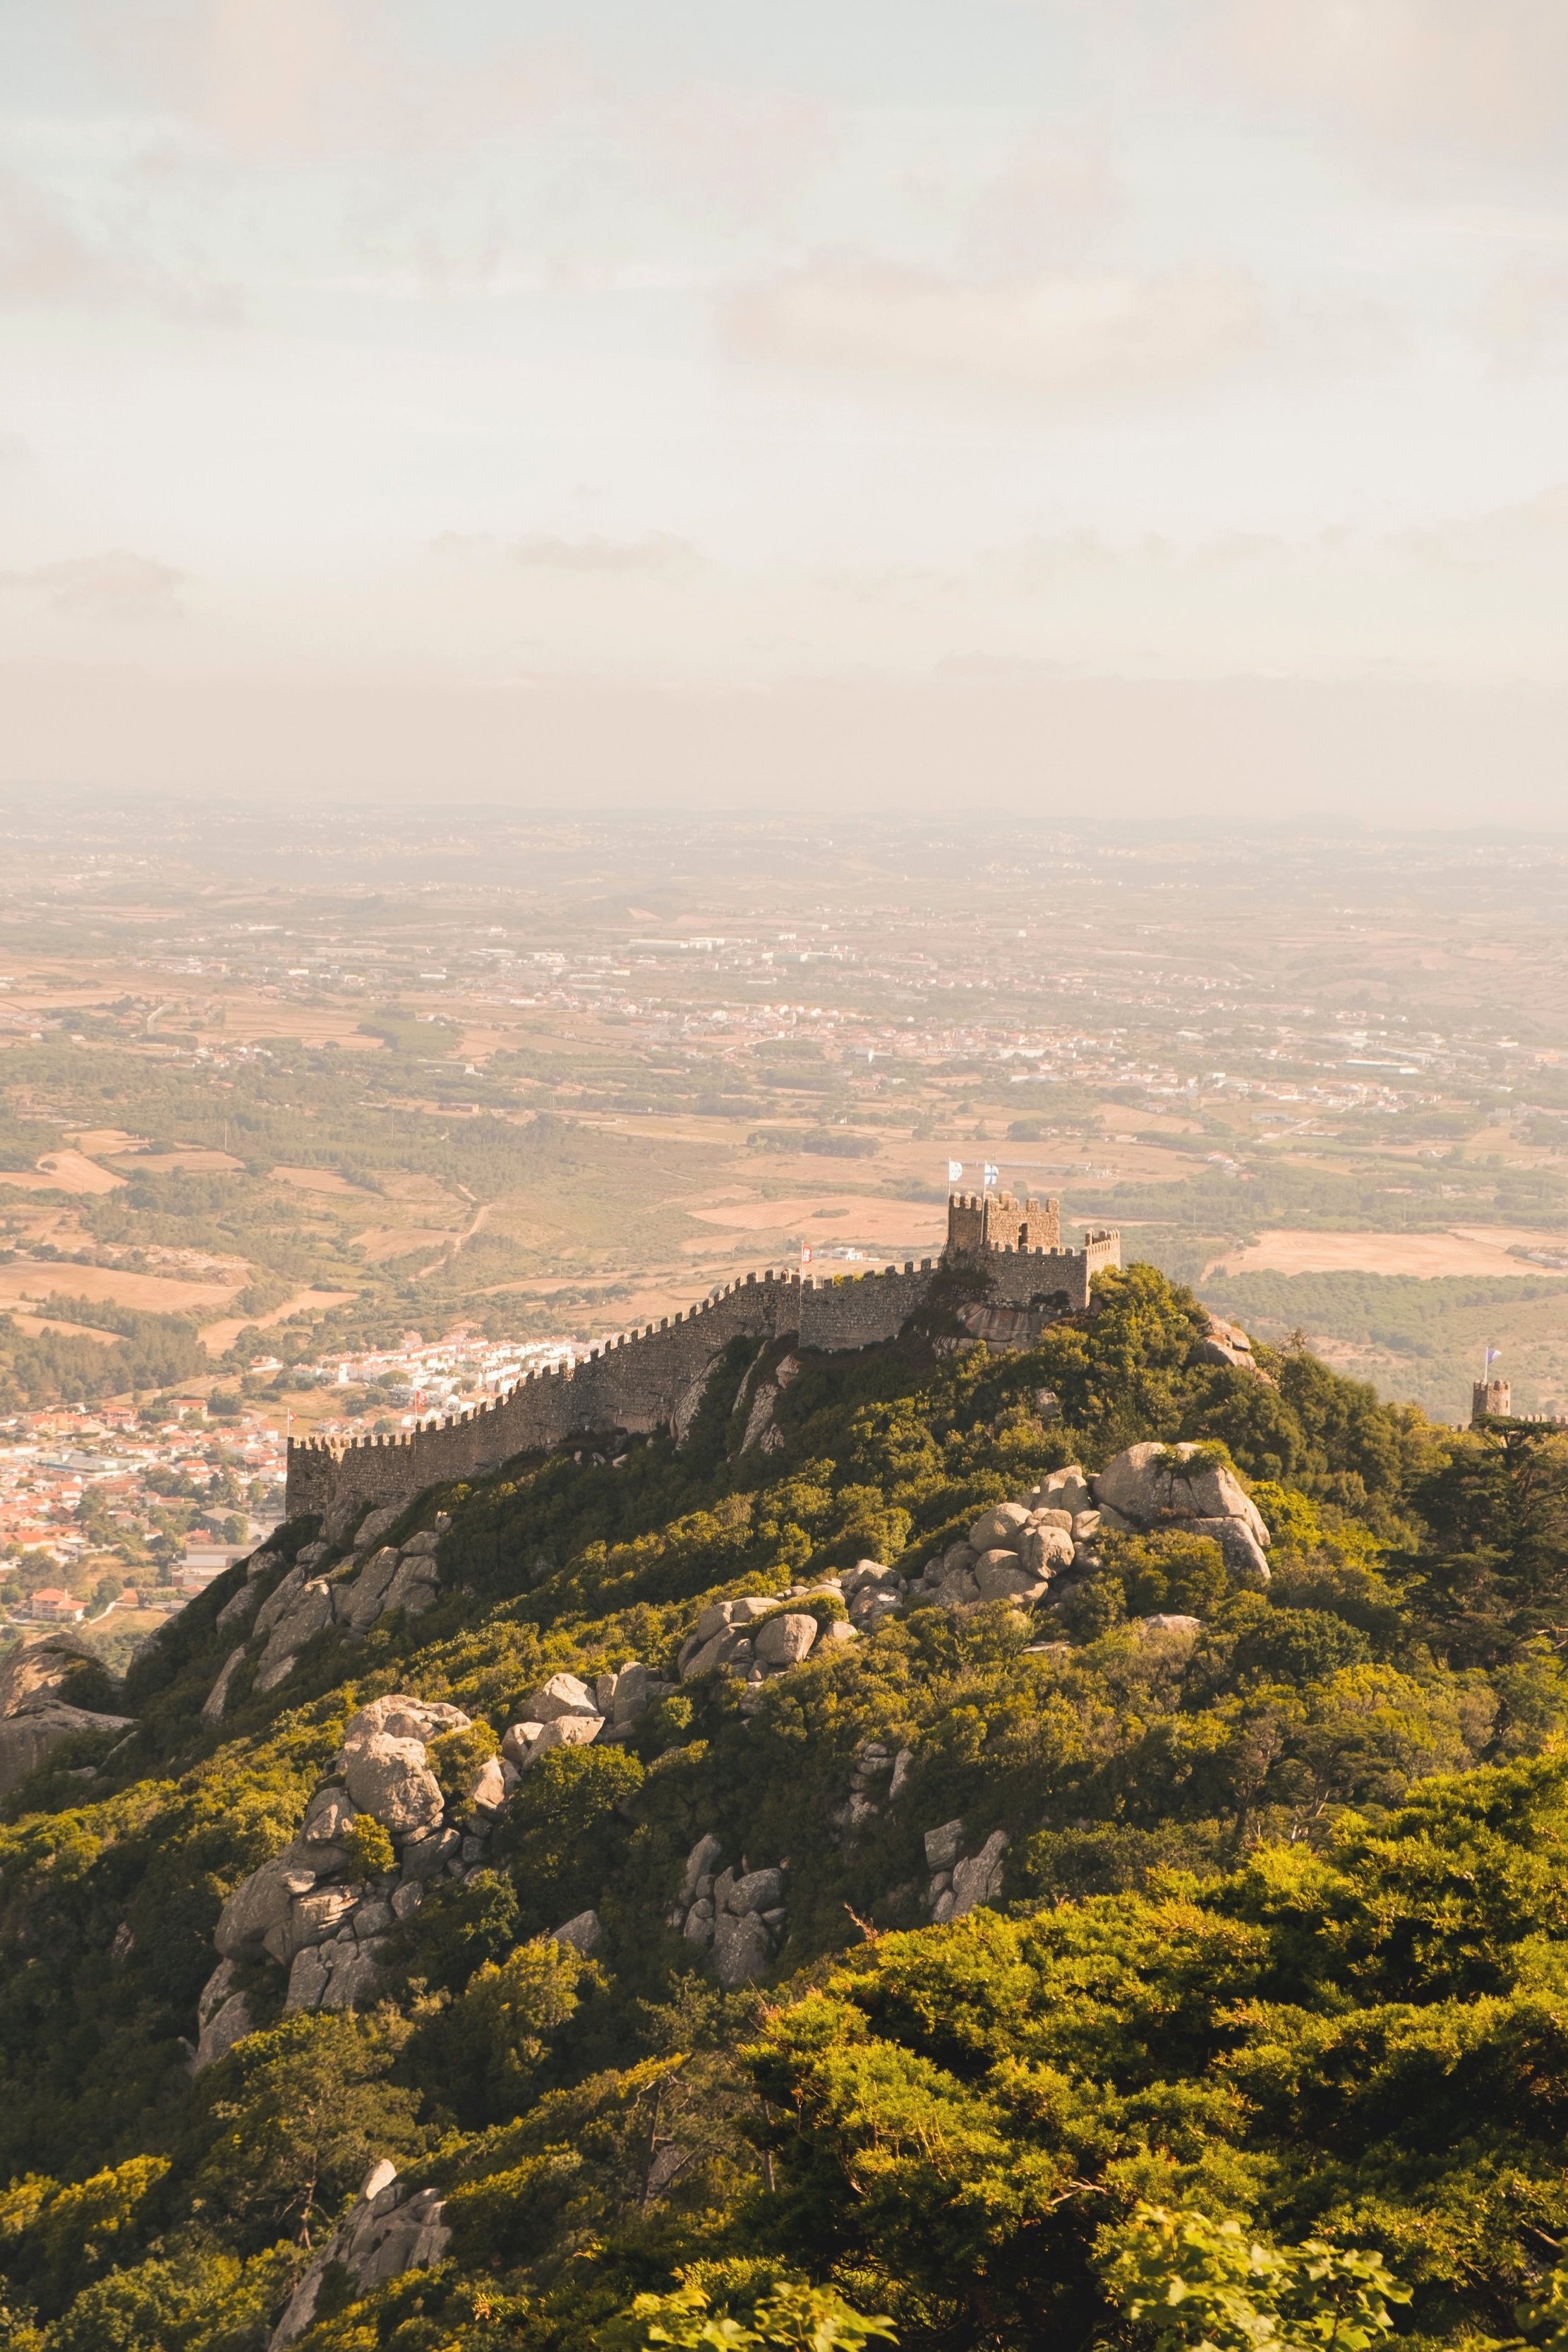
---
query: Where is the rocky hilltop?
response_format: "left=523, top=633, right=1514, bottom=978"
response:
left=1, top=1261, right=1567, bottom=2352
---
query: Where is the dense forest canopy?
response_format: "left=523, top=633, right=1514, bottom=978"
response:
left=4, top=1264, right=1568, bottom=2352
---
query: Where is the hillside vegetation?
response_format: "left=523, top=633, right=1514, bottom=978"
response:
left=5, top=1266, right=1568, bottom=2352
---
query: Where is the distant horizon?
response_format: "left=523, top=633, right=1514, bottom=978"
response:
left=6, top=6, right=1568, bottom=814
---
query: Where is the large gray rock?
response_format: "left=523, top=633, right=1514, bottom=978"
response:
left=215, top=1842, right=319, bottom=1960
left=252, top=1561, right=308, bottom=1640
left=353, top=1506, right=402, bottom=1554
left=285, top=1883, right=361, bottom=1957
left=285, top=1931, right=387, bottom=2015
left=257, top=1580, right=334, bottom=1677
left=0, top=1701, right=135, bottom=1794
left=0, top=1631, right=99, bottom=1717
left=974, top=1553, right=1047, bottom=1602
left=600, top=1660, right=663, bottom=1727
left=741, top=1381, right=779, bottom=1451
left=320, top=1936, right=386, bottom=2010
left=754, top=1613, right=818, bottom=1668
left=526, top=1715, right=603, bottom=1763
left=924, top=1818, right=966, bottom=1873
left=1184, top=1516, right=1272, bottom=1585
left=398, top=1826, right=460, bottom=1880
left=192, top=1991, right=254, bottom=2072
left=729, top=1866, right=785, bottom=1914
left=380, top=1556, right=440, bottom=1618
left=1190, top=1316, right=1261, bottom=1373
left=344, top=1734, right=444, bottom=1836
left=501, top=1720, right=544, bottom=1766
left=200, top=1648, right=246, bottom=1725
left=682, top=1832, right=724, bottom=1897
left=950, top=1829, right=1008, bottom=1918
left=1017, top=1525, right=1075, bottom=1578
left=521, top=1673, right=599, bottom=1723
left=1092, top=1443, right=1271, bottom=1552
left=551, top=1909, right=605, bottom=1956
left=346, top=1547, right=404, bottom=1631
left=215, top=1581, right=260, bottom=1635
left=270, top=2169, right=450, bottom=2348
left=343, top=1696, right=470, bottom=1748
left=967, top=1502, right=1031, bottom=1552
left=197, top=1955, right=240, bottom=2030
left=464, top=1756, right=511, bottom=1813
left=934, top=1562, right=979, bottom=1607
left=302, top=1785, right=358, bottom=1845
left=1030, top=1467, right=1093, bottom=1518
left=671, top=1355, right=723, bottom=1446
left=712, top=1907, right=771, bottom=1987
left=681, top=1626, right=759, bottom=1680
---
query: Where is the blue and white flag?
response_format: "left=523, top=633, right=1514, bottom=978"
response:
left=1486, top=1347, right=1502, bottom=1367
left=983, top=1161, right=999, bottom=1189
left=947, top=1160, right=963, bottom=1184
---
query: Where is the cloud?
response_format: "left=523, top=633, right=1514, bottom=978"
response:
left=0, top=552, right=188, bottom=623
left=609, top=82, right=836, bottom=222
left=1198, top=0, right=1568, bottom=163
left=75, top=0, right=579, bottom=160
left=433, top=533, right=703, bottom=581
left=0, top=172, right=109, bottom=305
left=723, top=257, right=1267, bottom=404
left=1478, top=265, right=1568, bottom=368
left=962, top=128, right=1121, bottom=272
left=1393, top=484, right=1568, bottom=568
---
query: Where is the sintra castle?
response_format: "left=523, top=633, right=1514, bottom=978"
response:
left=286, top=1191, right=1121, bottom=1525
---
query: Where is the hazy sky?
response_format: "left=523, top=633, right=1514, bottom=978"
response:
left=6, top=3, right=1568, bottom=812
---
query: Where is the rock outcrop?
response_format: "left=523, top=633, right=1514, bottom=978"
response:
left=1091, top=1442, right=1271, bottom=1581
left=658, top=1446, right=1271, bottom=1688
left=923, top=1818, right=1009, bottom=1924
left=221, top=1516, right=451, bottom=1704
left=269, top=2161, right=450, bottom=2348
left=0, top=1632, right=133, bottom=1794
left=665, top=1835, right=789, bottom=1984
left=1188, top=1316, right=1267, bottom=1376
left=205, top=1688, right=509, bottom=2023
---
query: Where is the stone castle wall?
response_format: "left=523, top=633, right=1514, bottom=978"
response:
left=286, top=1202, right=1121, bottom=1527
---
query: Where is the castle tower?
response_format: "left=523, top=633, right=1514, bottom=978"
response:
left=946, top=1188, right=1061, bottom=1255
left=1472, top=1377, right=1511, bottom=1424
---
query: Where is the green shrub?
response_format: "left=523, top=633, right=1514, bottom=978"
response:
left=343, top=1813, right=395, bottom=1878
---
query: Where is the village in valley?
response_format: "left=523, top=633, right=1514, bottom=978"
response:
left=0, top=1329, right=588, bottom=1650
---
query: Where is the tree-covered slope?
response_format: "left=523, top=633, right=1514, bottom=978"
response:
left=4, top=1266, right=1568, bottom=2352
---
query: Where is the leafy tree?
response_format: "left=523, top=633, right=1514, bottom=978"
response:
left=438, top=1934, right=593, bottom=2123
left=621, top=2276, right=895, bottom=2352
left=1098, top=2204, right=1411, bottom=2352
left=192, top=2012, right=425, bottom=2249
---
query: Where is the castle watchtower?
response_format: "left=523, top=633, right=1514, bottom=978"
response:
left=1472, top=1377, right=1511, bottom=1424
left=946, top=1188, right=1061, bottom=1256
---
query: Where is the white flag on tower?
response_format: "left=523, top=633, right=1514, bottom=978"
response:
left=947, top=1160, right=963, bottom=1184
left=984, top=1160, right=999, bottom=1189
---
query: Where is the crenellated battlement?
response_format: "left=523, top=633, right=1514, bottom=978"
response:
left=286, top=1204, right=1120, bottom=1525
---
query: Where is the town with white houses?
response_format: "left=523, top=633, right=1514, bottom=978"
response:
left=0, top=1329, right=584, bottom=1643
